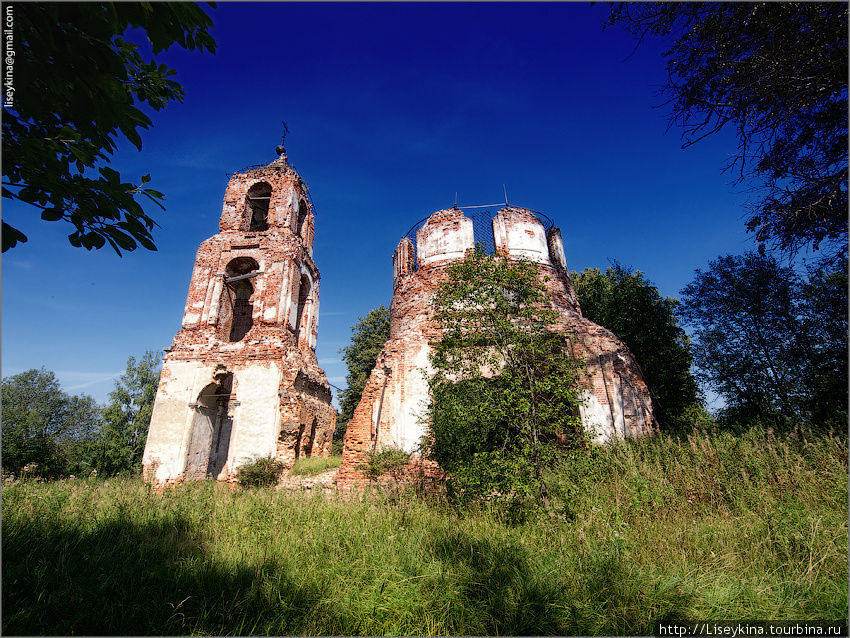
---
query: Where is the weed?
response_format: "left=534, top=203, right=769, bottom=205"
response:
left=2, top=429, right=845, bottom=635
left=235, top=457, right=285, bottom=488
left=356, top=447, right=410, bottom=481
left=289, top=455, right=342, bottom=476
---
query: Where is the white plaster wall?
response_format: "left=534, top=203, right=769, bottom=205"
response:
left=493, top=215, right=551, bottom=264
left=288, top=268, right=300, bottom=329
left=144, top=360, right=210, bottom=482
left=227, top=364, right=282, bottom=467
left=201, top=275, right=216, bottom=323
left=579, top=390, right=616, bottom=444
left=417, top=217, right=474, bottom=265
left=207, top=276, right=224, bottom=325
left=608, top=374, right=627, bottom=440
left=288, top=189, right=299, bottom=231
left=548, top=228, right=567, bottom=269
left=289, top=265, right=313, bottom=331
left=277, top=261, right=292, bottom=324
left=385, top=343, right=431, bottom=454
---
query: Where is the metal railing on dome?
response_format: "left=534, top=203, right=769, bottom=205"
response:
left=401, top=204, right=555, bottom=268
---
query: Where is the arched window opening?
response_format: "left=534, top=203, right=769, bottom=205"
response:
left=297, top=198, right=308, bottom=237
left=185, top=372, right=234, bottom=479
left=228, top=280, right=254, bottom=342
left=294, top=273, right=311, bottom=339
left=246, top=182, right=271, bottom=231
left=219, top=257, right=259, bottom=342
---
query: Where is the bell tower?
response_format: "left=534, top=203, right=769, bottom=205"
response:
left=143, top=143, right=336, bottom=486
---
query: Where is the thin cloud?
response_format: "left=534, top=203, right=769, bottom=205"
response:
left=59, top=371, right=124, bottom=391
left=5, top=258, right=36, bottom=271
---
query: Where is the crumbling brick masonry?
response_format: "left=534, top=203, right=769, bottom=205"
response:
left=142, top=150, right=336, bottom=486
left=337, top=206, right=654, bottom=490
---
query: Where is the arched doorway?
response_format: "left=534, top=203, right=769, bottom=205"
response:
left=185, top=373, right=234, bottom=479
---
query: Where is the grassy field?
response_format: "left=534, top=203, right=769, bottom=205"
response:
left=3, top=429, right=846, bottom=635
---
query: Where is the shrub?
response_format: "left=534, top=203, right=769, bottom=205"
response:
left=428, top=249, right=586, bottom=518
left=235, top=457, right=285, bottom=488
left=357, top=447, right=411, bottom=481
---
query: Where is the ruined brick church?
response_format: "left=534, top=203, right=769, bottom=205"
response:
left=336, top=206, right=655, bottom=488
left=142, top=147, right=336, bottom=486
left=142, top=143, right=654, bottom=488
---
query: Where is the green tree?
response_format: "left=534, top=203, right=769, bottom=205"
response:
left=571, top=264, right=701, bottom=433
left=336, top=306, right=390, bottom=441
left=2, top=3, right=216, bottom=254
left=607, top=3, right=848, bottom=261
left=679, top=253, right=847, bottom=429
left=428, top=250, right=585, bottom=518
left=93, top=351, right=161, bottom=475
left=1, top=369, right=100, bottom=477
left=799, top=265, right=849, bottom=427
left=58, top=394, right=103, bottom=476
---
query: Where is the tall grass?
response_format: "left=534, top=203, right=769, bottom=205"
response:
left=289, top=454, right=342, bottom=476
left=3, top=429, right=846, bottom=635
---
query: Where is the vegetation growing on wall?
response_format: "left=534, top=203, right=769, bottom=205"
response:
left=235, top=457, right=286, bottom=488
left=427, top=249, right=586, bottom=518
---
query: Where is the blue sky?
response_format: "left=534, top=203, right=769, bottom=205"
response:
left=2, top=2, right=756, bottom=407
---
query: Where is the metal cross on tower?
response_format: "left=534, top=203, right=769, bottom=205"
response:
left=275, top=121, right=289, bottom=157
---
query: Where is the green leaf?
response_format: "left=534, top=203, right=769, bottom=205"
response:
left=136, top=234, right=157, bottom=251
left=99, top=167, right=120, bottom=182
left=40, top=208, right=64, bottom=221
left=2, top=223, right=28, bottom=252
left=2, top=2, right=216, bottom=255
left=122, top=124, right=143, bottom=151
left=104, top=226, right=137, bottom=252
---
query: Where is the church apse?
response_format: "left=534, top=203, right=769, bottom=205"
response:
left=336, top=205, right=655, bottom=491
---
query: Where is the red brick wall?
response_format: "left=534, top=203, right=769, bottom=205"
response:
left=336, top=207, right=655, bottom=491
left=144, top=157, right=336, bottom=486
